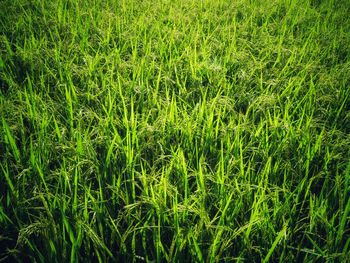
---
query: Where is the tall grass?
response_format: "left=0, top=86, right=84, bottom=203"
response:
left=1, top=0, right=349, bottom=262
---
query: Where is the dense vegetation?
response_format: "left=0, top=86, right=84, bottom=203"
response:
left=1, top=0, right=349, bottom=262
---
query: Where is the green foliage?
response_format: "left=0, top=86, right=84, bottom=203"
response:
left=0, top=0, right=349, bottom=262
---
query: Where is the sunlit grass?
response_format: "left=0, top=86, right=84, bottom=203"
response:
left=1, top=0, right=350, bottom=262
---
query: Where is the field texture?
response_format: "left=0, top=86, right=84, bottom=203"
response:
left=1, top=0, right=350, bottom=262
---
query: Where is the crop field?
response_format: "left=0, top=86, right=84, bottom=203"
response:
left=1, top=0, right=350, bottom=262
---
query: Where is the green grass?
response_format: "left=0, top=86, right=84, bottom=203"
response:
left=0, top=0, right=349, bottom=262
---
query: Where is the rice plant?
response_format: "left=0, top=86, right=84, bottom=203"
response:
left=1, top=0, right=349, bottom=262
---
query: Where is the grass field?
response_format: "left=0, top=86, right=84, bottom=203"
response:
left=1, top=0, right=350, bottom=262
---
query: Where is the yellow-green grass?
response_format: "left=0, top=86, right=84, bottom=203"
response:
left=0, top=0, right=349, bottom=262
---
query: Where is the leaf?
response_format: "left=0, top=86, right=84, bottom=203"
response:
left=263, top=223, right=287, bottom=263
left=190, top=230, right=203, bottom=263
left=2, top=118, right=20, bottom=161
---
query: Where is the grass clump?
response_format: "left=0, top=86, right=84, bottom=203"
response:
left=1, top=0, right=350, bottom=262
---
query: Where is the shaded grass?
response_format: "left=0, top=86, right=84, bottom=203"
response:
left=1, top=0, right=350, bottom=262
